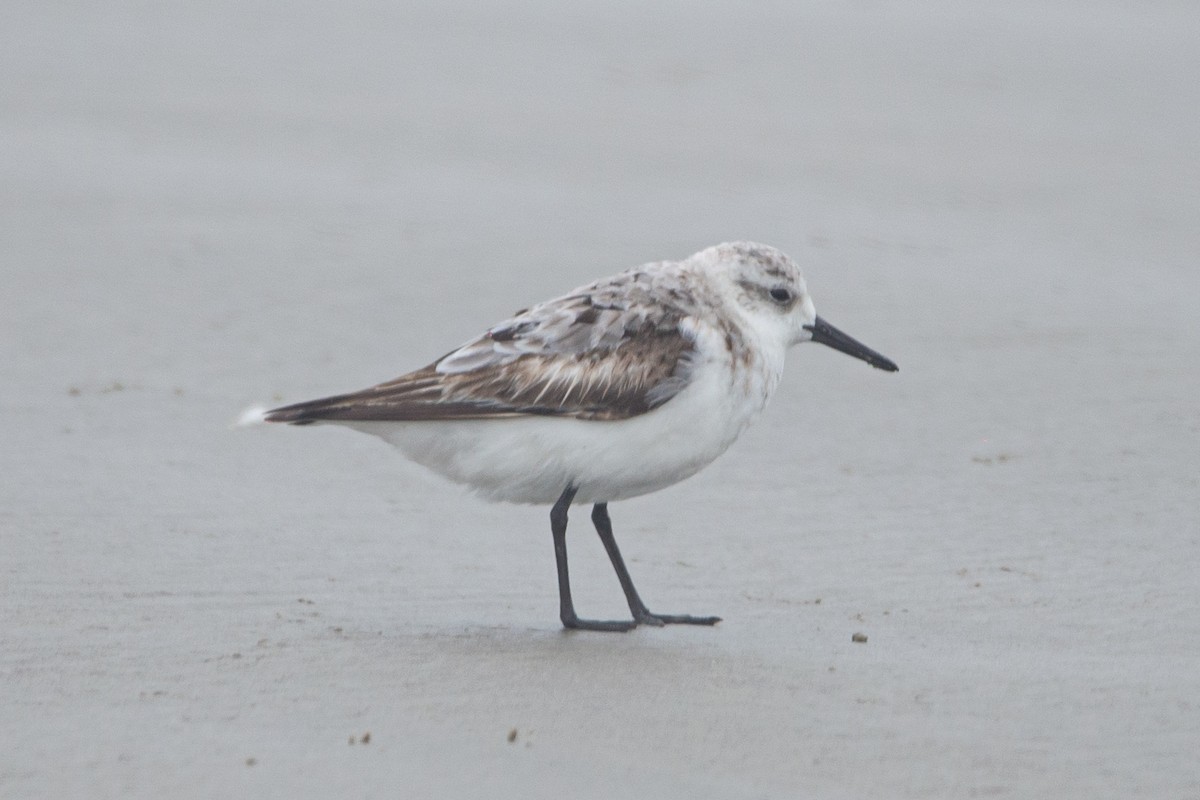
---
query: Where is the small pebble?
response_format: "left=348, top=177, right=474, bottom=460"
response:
left=851, top=632, right=868, bottom=643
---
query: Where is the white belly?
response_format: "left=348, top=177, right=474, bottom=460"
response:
left=342, top=349, right=778, bottom=505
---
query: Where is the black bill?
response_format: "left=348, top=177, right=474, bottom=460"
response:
left=803, top=316, right=899, bottom=372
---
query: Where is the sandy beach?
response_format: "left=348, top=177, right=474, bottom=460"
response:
left=3, top=2, right=1198, bottom=797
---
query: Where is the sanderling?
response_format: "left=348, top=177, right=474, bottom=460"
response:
left=254, top=242, right=897, bottom=631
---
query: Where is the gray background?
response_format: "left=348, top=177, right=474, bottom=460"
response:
left=3, top=2, right=1198, bottom=797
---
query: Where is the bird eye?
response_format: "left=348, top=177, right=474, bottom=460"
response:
left=769, top=287, right=792, bottom=303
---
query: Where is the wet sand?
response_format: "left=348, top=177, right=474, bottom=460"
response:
left=3, top=2, right=1199, bottom=797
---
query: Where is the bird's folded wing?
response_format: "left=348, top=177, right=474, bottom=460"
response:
left=264, top=291, right=701, bottom=424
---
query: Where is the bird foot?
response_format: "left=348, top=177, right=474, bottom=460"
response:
left=561, top=611, right=721, bottom=631
left=634, top=611, right=722, bottom=627
left=560, top=612, right=637, bottom=632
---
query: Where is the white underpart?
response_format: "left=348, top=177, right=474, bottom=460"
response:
left=343, top=319, right=789, bottom=505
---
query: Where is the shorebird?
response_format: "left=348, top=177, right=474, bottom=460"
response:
left=253, top=242, right=898, bottom=631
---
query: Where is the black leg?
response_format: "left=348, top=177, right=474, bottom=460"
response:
left=591, top=503, right=721, bottom=627
left=550, top=487, right=635, bottom=632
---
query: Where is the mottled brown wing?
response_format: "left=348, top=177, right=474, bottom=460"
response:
left=264, top=293, right=700, bottom=424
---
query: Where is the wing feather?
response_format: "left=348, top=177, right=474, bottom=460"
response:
left=264, top=274, right=702, bottom=425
